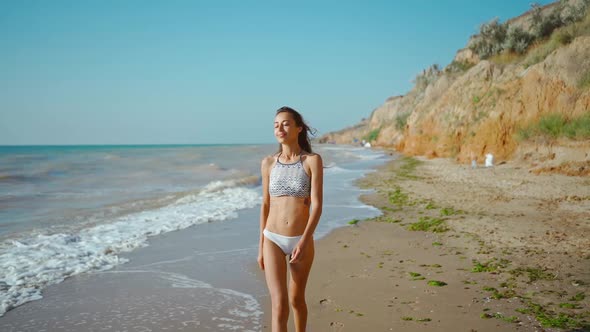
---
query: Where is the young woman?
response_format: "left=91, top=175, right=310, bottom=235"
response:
left=258, top=106, right=323, bottom=332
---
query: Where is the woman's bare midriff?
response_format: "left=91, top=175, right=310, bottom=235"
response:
left=266, top=196, right=311, bottom=236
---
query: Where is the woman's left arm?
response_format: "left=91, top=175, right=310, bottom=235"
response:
left=289, top=154, right=323, bottom=263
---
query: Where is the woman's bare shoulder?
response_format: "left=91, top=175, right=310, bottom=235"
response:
left=261, top=154, right=277, bottom=169
left=304, top=151, right=321, bottom=158
left=302, top=152, right=323, bottom=166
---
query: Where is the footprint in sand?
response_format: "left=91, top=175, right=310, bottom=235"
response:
left=329, top=321, right=345, bottom=331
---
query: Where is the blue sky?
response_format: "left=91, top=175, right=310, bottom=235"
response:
left=0, top=0, right=552, bottom=145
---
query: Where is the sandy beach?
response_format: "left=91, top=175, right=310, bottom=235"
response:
left=261, top=154, right=590, bottom=331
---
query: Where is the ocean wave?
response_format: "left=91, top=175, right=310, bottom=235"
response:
left=0, top=166, right=82, bottom=184
left=323, top=204, right=380, bottom=210
left=323, top=161, right=337, bottom=168
left=317, top=145, right=365, bottom=151
left=342, top=151, right=386, bottom=160
left=0, top=174, right=45, bottom=184
left=200, top=175, right=261, bottom=193
left=0, top=182, right=261, bottom=317
left=324, top=166, right=357, bottom=174
left=0, top=154, right=50, bottom=163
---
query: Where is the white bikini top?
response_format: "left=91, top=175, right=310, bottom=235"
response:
left=269, top=152, right=311, bottom=198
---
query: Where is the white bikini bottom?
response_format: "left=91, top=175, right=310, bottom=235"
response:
left=263, top=228, right=303, bottom=255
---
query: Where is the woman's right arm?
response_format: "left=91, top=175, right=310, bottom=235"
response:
left=258, top=156, right=271, bottom=270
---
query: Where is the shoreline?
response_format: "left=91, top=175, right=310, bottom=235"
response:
left=260, top=153, right=590, bottom=331
left=0, top=144, right=386, bottom=332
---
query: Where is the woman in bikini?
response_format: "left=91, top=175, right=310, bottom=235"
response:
left=258, top=106, right=323, bottom=332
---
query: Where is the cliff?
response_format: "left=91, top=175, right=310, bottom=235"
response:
left=320, top=1, right=590, bottom=175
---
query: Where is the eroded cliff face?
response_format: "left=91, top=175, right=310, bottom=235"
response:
left=320, top=36, right=590, bottom=168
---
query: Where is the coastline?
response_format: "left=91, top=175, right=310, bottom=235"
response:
left=0, top=144, right=387, bottom=331
left=260, top=152, right=590, bottom=331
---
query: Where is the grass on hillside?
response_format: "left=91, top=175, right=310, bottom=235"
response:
left=364, top=128, right=380, bottom=142
left=487, top=10, right=590, bottom=68
left=489, top=51, right=525, bottom=65
left=579, top=70, right=590, bottom=89
left=516, top=113, right=590, bottom=141
left=395, top=112, right=411, bottom=130
left=523, top=9, right=590, bottom=67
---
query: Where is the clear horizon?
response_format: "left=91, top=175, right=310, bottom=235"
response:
left=0, top=0, right=552, bottom=145
left=0, top=143, right=274, bottom=146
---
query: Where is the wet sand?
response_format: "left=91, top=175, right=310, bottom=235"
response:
left=262, top=155, right=590, bottom=331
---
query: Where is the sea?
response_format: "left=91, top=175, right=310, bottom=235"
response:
left=0, top=143, right=392, bottom=331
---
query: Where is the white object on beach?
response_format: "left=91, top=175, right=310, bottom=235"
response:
left=364, top=142, right=371, bottom=148
left=484, top=153, right=494, bottom=167
left=471, top=159, right=477, bottom=169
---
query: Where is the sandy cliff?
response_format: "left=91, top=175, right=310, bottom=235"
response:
left=320, top=6, right=590, bottom=174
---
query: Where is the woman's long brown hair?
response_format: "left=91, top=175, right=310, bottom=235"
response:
left=275, top=106, right=316, bottom=154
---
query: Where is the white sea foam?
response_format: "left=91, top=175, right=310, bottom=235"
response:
left=324, top=165, right=357, bottom=174
left=342, top=150, right=386, bottom=160
left=318, top=145, right=386, bottom=158
left=0, top=180, right=261, bottom=317
left=317, top=145, right=363, bottom=151
left=324, top=204, right=379, bottom=210
left=357, top=152, right=386, bottom=160
left=50, top=269, right=263, bottom=331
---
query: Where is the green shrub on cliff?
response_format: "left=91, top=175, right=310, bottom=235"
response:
left=561, top=0, right=590, bottom=24
left=522, top=12, right=589, bottom=68
left=469, top=18, right=507, bottom=59
left=516, top=113, right=590, bottom=141
left=530, top=0, right=589, bottom=38
left=575, top=7, right=590, bottom=36
left=364, top=128, right=380, bottom=142
left=445, top=60, right=475, bottom=74
left=414, top=64, right=441, bottom=91
left=554, top=27, right=574, bottom=44
left=395, top=112, right=411, bottom=130
left=538, top=113, right=568, bottom=138
left=563, top=113, right=590, bottom=138
left=503, top=25, right=534, bottom=54
left=530, top=3, right=563, bottom=39
left=579, top=70, right=590, bottom=89
left=522, top=34, right=561, bottom=68
left=470, top=1, right=590, bottom=61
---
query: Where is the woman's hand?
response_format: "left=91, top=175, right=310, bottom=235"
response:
left=257, top=251, right=264, bottom=270
left=289, top=238, right=310, bottom=264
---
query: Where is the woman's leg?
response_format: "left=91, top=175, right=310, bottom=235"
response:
left=263, top=237, right=289, bottom=332
left=288, top=240, right=315, bottom=332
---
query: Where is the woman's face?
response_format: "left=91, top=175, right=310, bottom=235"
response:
left=274, top=112, right=302, bottom=144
